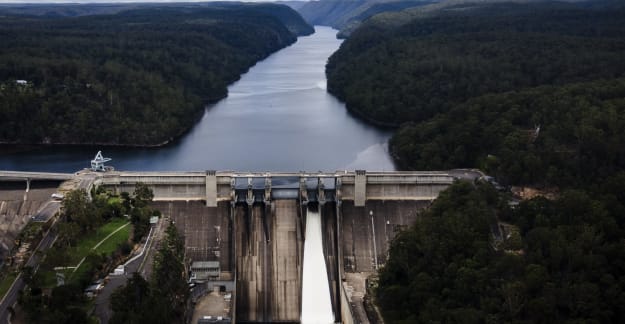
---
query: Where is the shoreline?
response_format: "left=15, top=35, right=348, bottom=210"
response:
left=0, top=41, right=300, bottom=151
left=325, top=87, right=401, bottom=129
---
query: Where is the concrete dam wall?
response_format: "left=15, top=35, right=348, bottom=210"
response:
left=0, top=180, right=61, bottom=264
left=94, top=170, right=455, bottom=323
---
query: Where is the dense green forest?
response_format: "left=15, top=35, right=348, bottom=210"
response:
left=379, top=180, right=625, bottom=323
left=327, top=3, right=625, bottom=126
left=391, top=78, right=625, bottom=187
left=326, top=3, right=625, bottom=185
left=327, top=2, right=625, bottom=322
left=0, top=4, right=312, bottom=145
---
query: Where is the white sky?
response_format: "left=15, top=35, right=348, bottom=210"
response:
left=0, top=0, right=305, bottom=3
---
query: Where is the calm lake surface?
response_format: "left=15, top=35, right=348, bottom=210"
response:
left=0, top=27, right=395, bottom=173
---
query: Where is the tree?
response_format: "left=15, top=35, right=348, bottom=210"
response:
left=151, top=222, right=188, bottom=322
left=133, top=182, right=153, bottom=208
left=110, top=273, right=151, bottom=324
left=378, top=181, right=625, bottom=323
left=61, top=189, right=100, bottom=234
left=111, top=222, right=188, bottom=323
left=377, top=182, right=500, bottom=322
left=0, top=5, right=306, bottom=145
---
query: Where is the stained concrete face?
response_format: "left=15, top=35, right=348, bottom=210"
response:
left=269, top=200, right=302, bottom=321
left=321, top=203, right=340, bottom=322
left=234, top=200, right=303, bottom=323
left=145, top=198, right=431, bottom=323
left=235, top=204, right=269, bottom=322
left=151, top=201, right=232, bottom=274
left=0, top=181, right=60, bottom=263
left=148, top=200, right=304, bottom=322
left=341, top=200, right=430, bottom=273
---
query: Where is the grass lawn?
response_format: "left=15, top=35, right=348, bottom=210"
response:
left=93, top=224, right=131, bottom=256
left=37, top=218, right=130, bottom=287
left=107, top=196, right=122, bottom=205
left=66, top=218, right=130, bottom=265
left=68, top=218, right=131, bottom=282
left=0, top=272, right=18, bottom=300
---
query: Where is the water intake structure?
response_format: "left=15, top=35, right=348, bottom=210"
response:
left=301, top=208, right=335, bottom=323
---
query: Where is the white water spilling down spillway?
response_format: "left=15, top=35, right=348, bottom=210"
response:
left=301, top=209, right=335, bottom=324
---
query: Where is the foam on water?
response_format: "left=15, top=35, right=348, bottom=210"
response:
left=301, top=209, right=335, bottom=324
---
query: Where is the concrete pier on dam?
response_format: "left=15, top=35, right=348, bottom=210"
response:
left=0, top=169, right=454, bottom=323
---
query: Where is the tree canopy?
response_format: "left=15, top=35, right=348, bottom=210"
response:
left=110, top=222, right=188, bottom=324
left=0, top=4, right=311, bottom=145
left=327, top=3, right=625, bottom=127
left=379, top=181, right=625, bottom=323
left=326, top=2, right=625, bottom=189
left=328, top=3, right=625, bottom=323
left=391, top=78, right=625, bottom=187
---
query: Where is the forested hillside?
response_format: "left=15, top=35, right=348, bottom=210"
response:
left=391, top=78, right=625, bottom=186
left=327, top=3, right=625, bottom=184
left=380, top=180, right=625, bottom=323
left=328, top=3, right=625, bottom=126
left=335, top=0, right=434, bottom=37
left=297, top=0, right=364, bottom=28
left=295, top=0, right=432, bottom=37
left=328, top=3, right=625, bottom=322
left=0, top=4, right=312, bottom=146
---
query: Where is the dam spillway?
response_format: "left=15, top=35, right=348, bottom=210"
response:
left=301, top=207, right=334, bottom=323
left=99, top=170, right=453, bottom=323
left=0, top=169, right=455, bottom=323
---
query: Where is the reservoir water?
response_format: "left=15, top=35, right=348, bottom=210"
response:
left=0, top=27, right=394, bottom=173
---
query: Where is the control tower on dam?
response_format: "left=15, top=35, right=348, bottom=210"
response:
left=94, top=170, right=454, bottom=323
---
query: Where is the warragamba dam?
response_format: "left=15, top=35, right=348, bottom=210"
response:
left=1, top=169, right=455, bottom=323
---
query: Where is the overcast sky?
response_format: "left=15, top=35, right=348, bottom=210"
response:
left=0, top=0, right=304, bottom=3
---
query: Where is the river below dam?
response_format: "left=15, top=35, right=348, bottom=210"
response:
left=0, top=26, right=394, bottom=173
